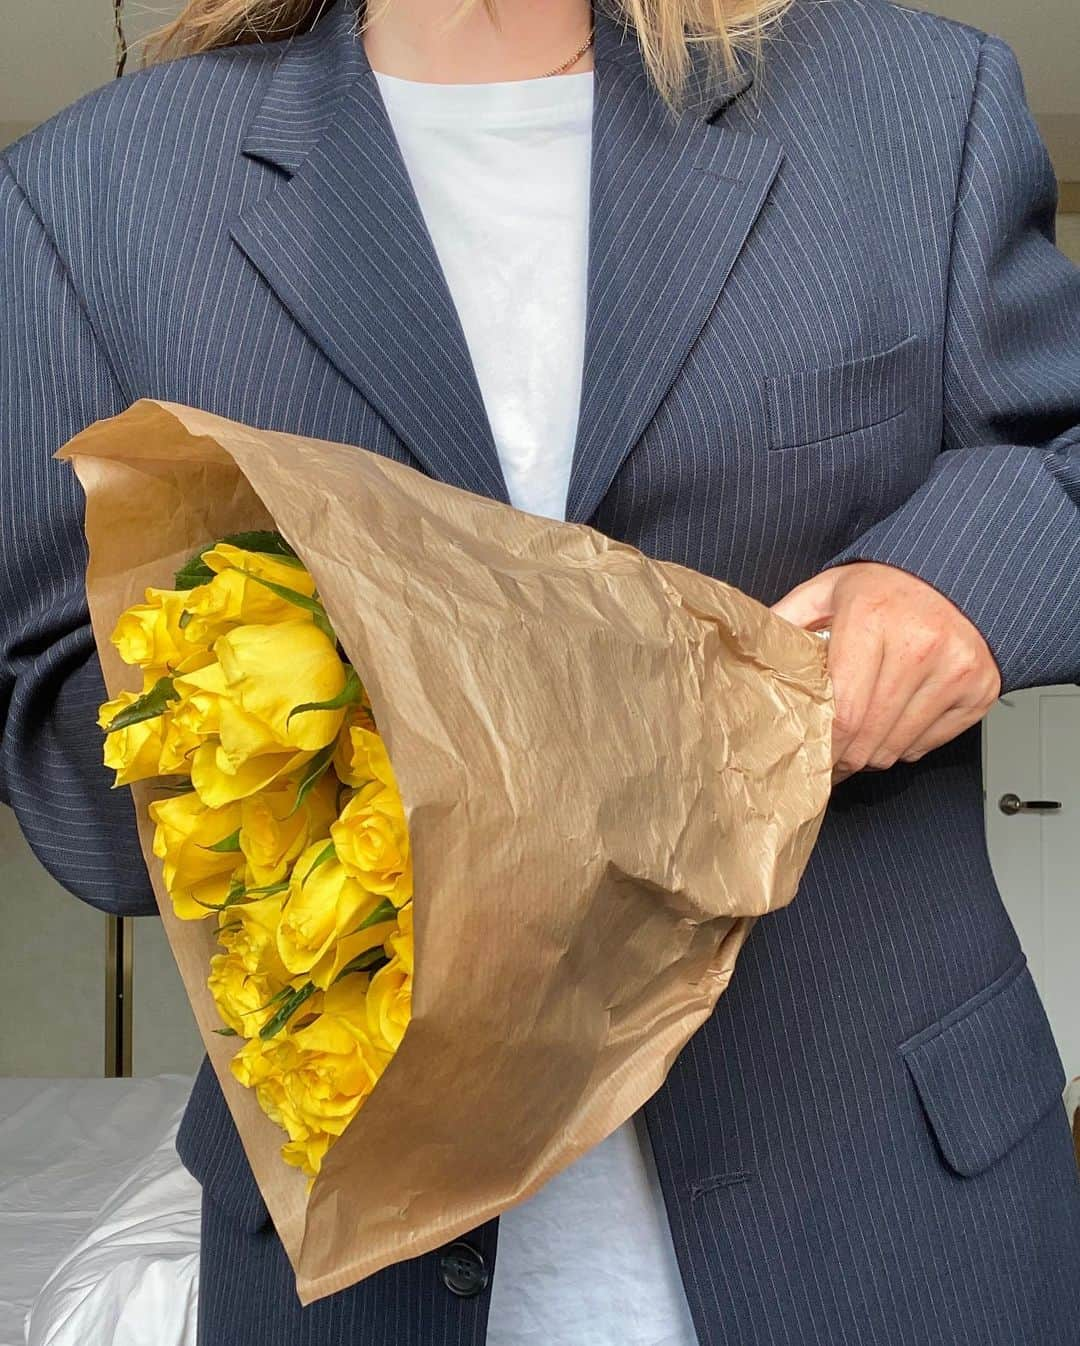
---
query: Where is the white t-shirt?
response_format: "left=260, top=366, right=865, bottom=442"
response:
left=375, top=67, right=700, bottom=1346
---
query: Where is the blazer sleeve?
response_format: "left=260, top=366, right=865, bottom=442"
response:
left=0, top=154, right=156, bottom=917
left=824, top=34, right=1080, bottom=695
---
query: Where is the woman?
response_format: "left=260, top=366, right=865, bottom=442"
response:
left=2, top=0, right=1079, bottom=1341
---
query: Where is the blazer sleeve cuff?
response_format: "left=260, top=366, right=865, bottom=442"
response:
left=822, top=441, right=1080, bottom=695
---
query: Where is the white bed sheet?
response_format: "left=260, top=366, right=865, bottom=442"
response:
left=0, top=1074, right=200, bottom=1346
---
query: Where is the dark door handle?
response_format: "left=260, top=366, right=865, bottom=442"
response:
left=998, top=793, right=1062, bottom=816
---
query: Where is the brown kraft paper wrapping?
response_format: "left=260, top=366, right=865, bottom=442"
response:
left=58, top=398, right=833, bottom=1304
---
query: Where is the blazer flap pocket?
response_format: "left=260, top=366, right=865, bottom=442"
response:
left=765, top=333, right=917, bottom=450
left=176, top=1055, right=272, bottom=1233
left=899, top=954, right=1066, bottom=1178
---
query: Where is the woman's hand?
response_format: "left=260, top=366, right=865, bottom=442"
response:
left=772, top=562, right=1001, bottom=782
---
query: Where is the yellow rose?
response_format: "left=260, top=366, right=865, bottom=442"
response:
left=174, top=622, right=345, bottom=773
left=175, top=625, right=344, bottom=807
left=217, top=892, right=293, bottom=979
left=190, top=741, right=315, bottom=808
left=366, top=959, right=411, bottom=1054
left=215, top=621, right=348, bottom=752
left=366, top=905, right=413, bottom=1053
left=202, top=542, right=316, bottom=591
left=173, top=658, right=279, bottom=759
left=333, top=723, right=397, bottom=791
left=276, top=842, right=388, bottom=976
left=110, top=588, right=197, bottom=669
left=98, top=665, right=186, bottom=785
left=230, top=980, right=388, bottom=1179
left=239, top=774, right=338, bottom=888
left=98, top=690, right=167, bottom=786
left=148, top=791, right=244, bottom=920
left=208, top=949, right=291, bottom=1038
left=308, top=918, right=397, bottom=992
left=99, top=653, right=214, bottom=782
left=181, top=550, right=318, bottom=645
left=388, top=901, right=414, bottom=974
left=230, top=1034, right=309, bottom=1139
left=331, top=781, right=412, bottom=907
left=283, top=1133, right=332, bottom=1185
left=156, top=711, right=201, bottom=776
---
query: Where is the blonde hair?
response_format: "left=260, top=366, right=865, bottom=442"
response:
left=139, top=0, right=792, bottom=108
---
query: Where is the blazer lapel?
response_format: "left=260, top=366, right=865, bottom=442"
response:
left=230, top=0, right=510, bottom=501
left=231, top=1, right=784, bottom=519
left=565, top=15, right=784, bottom=524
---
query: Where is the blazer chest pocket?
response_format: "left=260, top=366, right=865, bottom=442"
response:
left=764, top=334, right=918, bottom=451
left=898, top=953, right=1066, bottom=1179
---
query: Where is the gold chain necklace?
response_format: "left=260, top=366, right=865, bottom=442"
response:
left=540, top=28, right=595, bottom=78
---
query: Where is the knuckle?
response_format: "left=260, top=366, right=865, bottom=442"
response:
left=979, top=671, right=1002, bottom=704
left=947, top=648, right=979, bottom=682
left=907, top=626, right=941, bottom=661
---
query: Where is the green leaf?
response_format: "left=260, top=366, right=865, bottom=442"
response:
left=236, top=570, right=334, bottom=640
left=289, top=740, right=338, bottom=816
left=345, top=898, right=397, bottom=937
left=221, top=530, right=300, bottom=561
left=177, top=609, right=194, bottom=630
left=332, top=948, right=390, bottom=985
left=287, top=667, right=363, bottom=725
left=173, top=554, right=216, bottom=590
left=103, top=676, right=176, bottom=732
left=213, top=1026, right=239, bottom=1037
left=242, top=879, right=290, bottom=899
left=303, top=840, right=336, bottom=882
left=258, top=985, right=297, bottom=1011
left=204, top=827, right=242, bottom=853
left=187, top=876, right=248, bottom=914
left=259, top=981, right=318, bottom=1040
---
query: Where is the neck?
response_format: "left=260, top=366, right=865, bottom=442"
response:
left=362, top=0, right=594, bottom=84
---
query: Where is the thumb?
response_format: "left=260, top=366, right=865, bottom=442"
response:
left=770, top=570, right=838, bottom=630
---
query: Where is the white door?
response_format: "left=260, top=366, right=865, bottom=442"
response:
left=983, top=686, right=1080, bottom=1082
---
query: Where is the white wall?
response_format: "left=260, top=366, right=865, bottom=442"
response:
left=906, top=0, right=1080, bottom=177
left=0, top=804, right=104, bottom=1076
left=0, top=803, right=203, bottom=1077
left=1058, top=214, right=1080, bottom=264
left=0, top=0, right=181, bottom=148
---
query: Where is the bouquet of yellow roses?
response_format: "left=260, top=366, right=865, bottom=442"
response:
left=60, top=397, right=832, bottom=1304
left=98, top=531, right=412, bottom=1184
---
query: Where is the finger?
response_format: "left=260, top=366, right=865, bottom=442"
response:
left=863, top=637, right=1001, bottom=767
left=826, top=605, right=886, bottom=768
left=771, top=572, right=836, bottom=631
left=838, top=624, right=948, bottom=771
left=898, top=702, right=990, bottom=763
left=859, top=675, right=963, bottom=770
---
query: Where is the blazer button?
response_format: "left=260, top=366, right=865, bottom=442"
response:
left=439, top=1242, right=489, bottom=1298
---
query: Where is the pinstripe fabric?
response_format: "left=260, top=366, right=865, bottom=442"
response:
left=3, top=0, right=1080, bottom=1341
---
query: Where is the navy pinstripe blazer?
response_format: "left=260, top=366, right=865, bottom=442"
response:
left=3, top=1, right=1080, bottom=1342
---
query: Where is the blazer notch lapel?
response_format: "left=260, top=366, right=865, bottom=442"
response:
left=565, top=19, right=784, bottom=525
left=230, top=0, right=509, bottom=503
